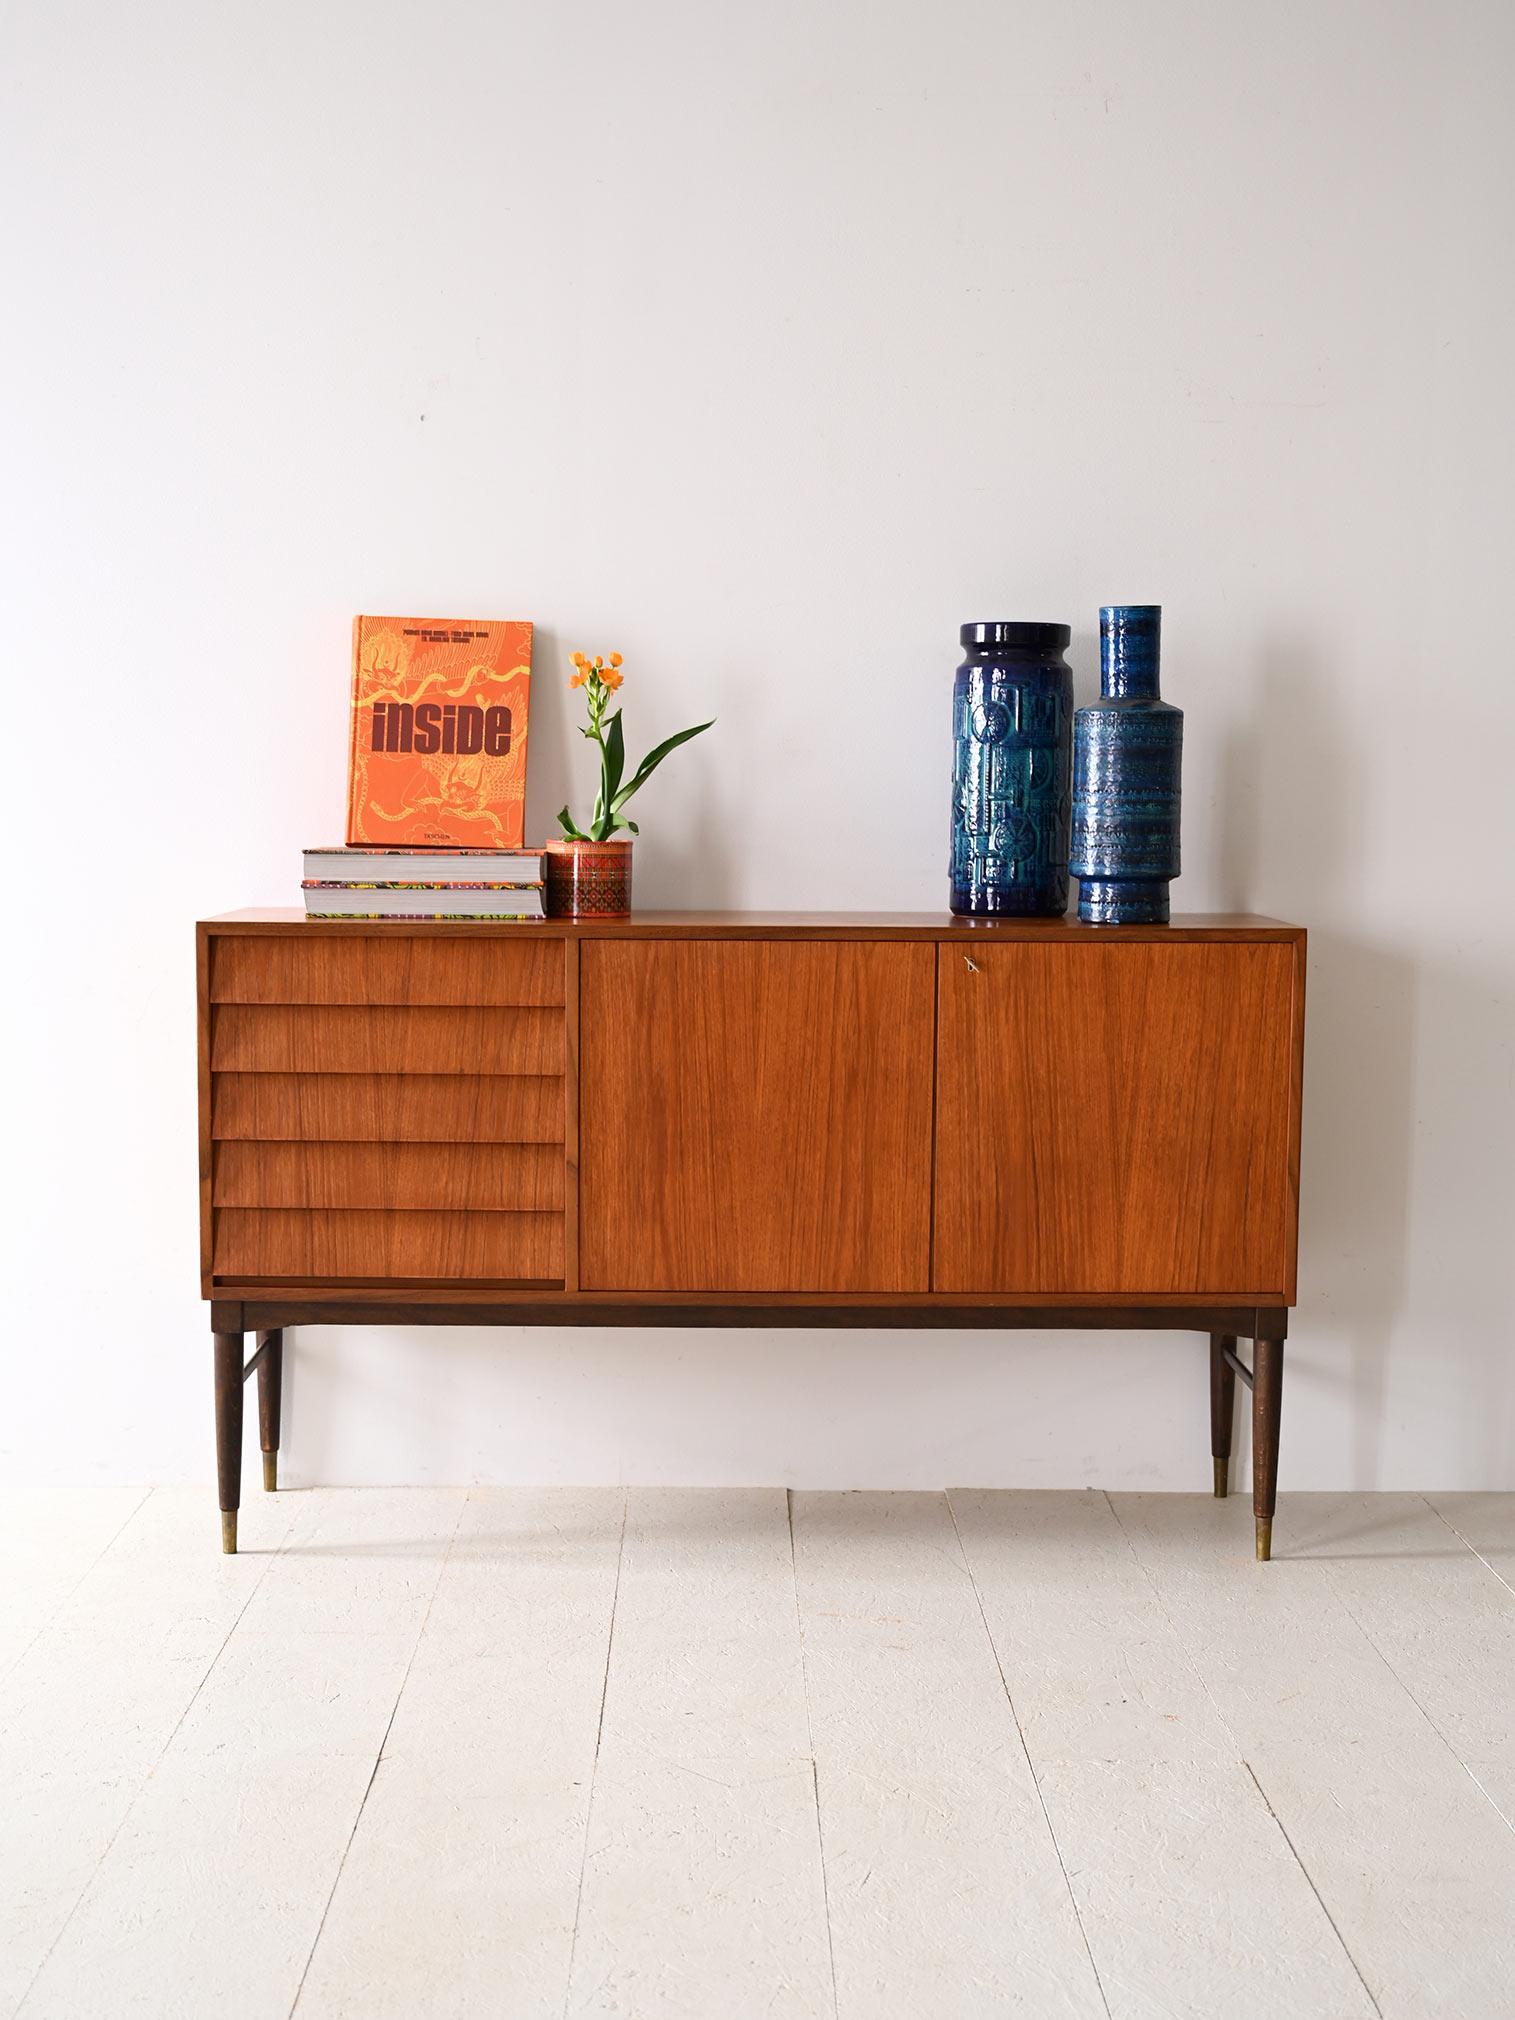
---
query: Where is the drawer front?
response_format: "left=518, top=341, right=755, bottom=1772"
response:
left=932, top=941, right=1300, bottom=1295
left=210, top=934, right=563, bottom=1006
left=213, top=1142, right=563, bottom=1212
left=214, top=1209, right=563, bottom=1282
left=211, top=1004, right=562, bottom=1075
left=211, top=933, right=561, bottom=1005
left=211, top=1073, right=564, bottom=1143
left=203, top=932, right=568, bottom=1288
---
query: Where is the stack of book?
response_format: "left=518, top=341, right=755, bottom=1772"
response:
left=301, top=846, right=548, bottom=920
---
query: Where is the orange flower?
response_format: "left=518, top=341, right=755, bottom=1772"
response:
left=569, top=669, right=588, bottom=688
left=609, top=652, right=623, bottom=667
left=601, top=667, right=624, bottom=692
left=571, top=652, right=585, bottom=667
left=594, top=656, right=603, bottom=668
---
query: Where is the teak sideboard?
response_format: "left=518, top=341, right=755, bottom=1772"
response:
left=197, top=910, right=1306, bottom=1559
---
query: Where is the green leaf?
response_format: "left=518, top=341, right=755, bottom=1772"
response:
left=611, top=719, right=715, bottom=810
left=556, top=805, right=586, bottom=840
left=612, top=815, right=640, bottom=835
left=602, top=709, right=625, bottom=805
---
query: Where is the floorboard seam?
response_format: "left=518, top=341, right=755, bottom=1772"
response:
left=1, top=1486, right=154, bottom=1687
left=787, top=1489, right=841, bottom=2020
left=286, top=1488, right=469, bottom=2019
left=1101, top=1491, right=1255, bottom=1749
left=1099, top=1488, right=1396, bottom=2008
left=1422, top=1496, right=1515, bottom=1600
left=945, top=1491, right=1113, bottom=2020
left=11, top=1493, right=302, bottom=2020
left=1315, top=1508, right=1515, bottom=1841
left=1241, top=1762, right=1384, bottom=2017
left=560, top=1485, right=628, bottom=2020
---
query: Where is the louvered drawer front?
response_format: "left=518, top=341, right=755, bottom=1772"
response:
left=214, top=1210, right=563, bottom=1283
left=207, top=934, right=568, bottom=1287
left=213, top=1142, right=564, bottom=1212
left=211, top=1005, right=562, bottom=1075
left=210, top=935, right=564, bottom=1006
left=211, top=1073, right=564, bottom=1143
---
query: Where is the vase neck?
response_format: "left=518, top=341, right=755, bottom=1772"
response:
left=1100, top=604, right=1162, bottom=699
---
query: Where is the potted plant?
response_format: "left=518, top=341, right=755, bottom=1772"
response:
left=546, top=652, right=713, bottom=917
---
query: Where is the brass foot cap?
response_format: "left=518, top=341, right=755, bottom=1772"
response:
left=262, top=1452, right=278, bottom=1492
left=221, top=1510, right=239, bottom=1554
left=1255, top=1517, right=1273, bottom=1563
left=1213, top=1457, right=1229, bottom=1498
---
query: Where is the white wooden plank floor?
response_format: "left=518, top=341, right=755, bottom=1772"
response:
left=2, top=1488, right=1512, bottom=2020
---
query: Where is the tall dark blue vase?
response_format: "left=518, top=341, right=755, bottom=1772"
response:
left=1070, top=605, right=1182, bottom=925
left=949, top=620, right=1072, bottom=916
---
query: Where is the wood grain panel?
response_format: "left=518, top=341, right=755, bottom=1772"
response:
left=210, top=1005, right=563, bottom=1076
left=210, top=934, right=563, bottom=1006
left=580, top=941, right=934, bottom=1292
left=211, top=1073, right=564, bottom=1143
left=213, top=1142, right=563, bottom=1211
left=213, top=1209, right=563, bottom=1282
left=932, top=942, right=1298, bottom=1295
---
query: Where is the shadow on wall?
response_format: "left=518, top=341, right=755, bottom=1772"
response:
left=1216, top=633, right=1510, bottom=1488
left=523, top=624, right=574, bottom=848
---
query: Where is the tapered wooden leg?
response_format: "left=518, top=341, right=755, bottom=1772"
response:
left=256, top=1329, right=283, bottom=1491
left=213, top=1331, right=244, bottom=1553
left=1252, top=1335, right=1284, bottom=1561
left=1209, top=1333, right=1237, bottom=1497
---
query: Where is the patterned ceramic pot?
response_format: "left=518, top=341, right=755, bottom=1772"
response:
left=545, top=838, right=633, bottom=918
left=1070, top=605, right=1182, bottom=925
left=949, top=620, right=1073, bottom=916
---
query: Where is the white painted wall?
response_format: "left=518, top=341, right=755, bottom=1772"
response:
left=4, top=0, right=1511, bottom=1491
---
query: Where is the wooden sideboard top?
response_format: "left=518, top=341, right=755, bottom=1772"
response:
left=202, top=908, right=1304, bottom=942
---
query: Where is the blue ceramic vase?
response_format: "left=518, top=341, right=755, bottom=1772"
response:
left=949, top=620, right=1073, bottom=916
left=1070, top=605, right=1182, bottom=924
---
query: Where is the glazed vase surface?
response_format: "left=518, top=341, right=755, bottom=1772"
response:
left=545, top=837, right=633, bottom=918
left=1070, top=605, right=1182, bottom=925
left=949, top=620, right=1073, bottom=917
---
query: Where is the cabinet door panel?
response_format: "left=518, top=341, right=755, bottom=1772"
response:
left=933, top=942, right=1299, bottom=1295
left=581, top=941, right=934, bottom=1292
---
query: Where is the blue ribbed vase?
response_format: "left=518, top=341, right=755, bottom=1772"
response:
left=949, top=620, right=1073, bottom=916
left=1070, top=605, right=1182, bottom=925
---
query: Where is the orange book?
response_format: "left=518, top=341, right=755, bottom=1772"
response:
left=346, top=616, right=533, bottom=847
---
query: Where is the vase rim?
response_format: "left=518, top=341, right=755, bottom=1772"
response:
left=960, top=620, right=1070, bottom=652
left=548, top=835, right=632, bottom=849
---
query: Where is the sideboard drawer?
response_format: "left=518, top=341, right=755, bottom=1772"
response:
left=213, top=1142, right=564, bottom=1212
left=202, top=930, right=570, bottom=1289
left=209, top=934, right=563, bottom=1006
left=210, top=1004, right=563, bottom=1076
left=211, top=1072, right=564, bottom=1144
left=214, top=1208, right=563, bottom=1282
left=933, top=941, right=1301, bottom=1295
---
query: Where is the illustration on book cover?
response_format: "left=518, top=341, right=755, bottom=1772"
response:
left=346, top=615, right=533, bottom=847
